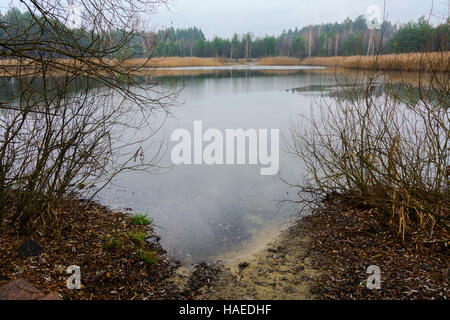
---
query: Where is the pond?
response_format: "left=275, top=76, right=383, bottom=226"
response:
left=97, top=66, right=337, bottom=264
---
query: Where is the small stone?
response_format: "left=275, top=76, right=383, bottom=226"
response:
left=0, top=279, right=61, bottom=300
left=18, top=239, right=42, bottom=258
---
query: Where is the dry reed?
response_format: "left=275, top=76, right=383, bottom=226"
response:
left=257, top=56, right=302, bottom=66
left=301, top=52, right=450, bottom=72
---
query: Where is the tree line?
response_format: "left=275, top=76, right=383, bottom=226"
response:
left=151, top=16, right=448, bottom=59
left=0, top=8, right=448, bottom=62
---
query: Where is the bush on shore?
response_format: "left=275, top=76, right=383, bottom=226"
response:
left=301, top=51, right=450, bottom=72
left=289, top=57, right=449, bottom=243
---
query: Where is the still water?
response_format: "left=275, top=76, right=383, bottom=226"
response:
left=98, top=66, right=335, bottom=264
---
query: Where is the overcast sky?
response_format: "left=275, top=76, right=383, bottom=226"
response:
left=150, top=0, right=448, bottom=38
left=1, top=0, right=448, bottom=39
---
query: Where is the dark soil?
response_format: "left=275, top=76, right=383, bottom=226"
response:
left=306, top=198, right=449, bottom=300
left=190, top=197, right=448, bottom=300
left=183, top=262, right=223, bottom=298
left=0, top=198, right=182, bottom=300
left=2, top=196, right=446, bottom=300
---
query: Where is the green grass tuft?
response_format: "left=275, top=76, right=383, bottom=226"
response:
left=126, top=231, right=147, bottom=247
left=131, top=213, right=153, bottom=226
left=140, top=250, right=158, bottom=265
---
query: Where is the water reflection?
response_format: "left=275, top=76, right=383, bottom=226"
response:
left=97, top=67, right=336, bottom=264
left=0, top=67, right=332, bottom=264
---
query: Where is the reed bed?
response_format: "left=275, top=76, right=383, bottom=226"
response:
left=301, top=52, right=450, bottom=72
left=0, top=57, right=227, bottom=73
left=2, top=53, right=448, bottom=73
left=257, top=56, right=302, bottom=66
left=124, top=57, right=227, bottom=68
left=0, top=56, right=307, bottom=76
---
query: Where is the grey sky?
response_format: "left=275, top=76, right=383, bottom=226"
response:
left=149, top=0, right=448, bottom=38
left=1, top=0, right=448, bottom=39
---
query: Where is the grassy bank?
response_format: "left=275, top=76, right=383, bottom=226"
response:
left=301, top=52, right=450, bottom=72
left=0, top=56, right=301, bottom=75
left=126, top=56, right=302, bottom=68
left=0, top=57, right=229, bottom=76
left=117, top=56, right=302, bottom=68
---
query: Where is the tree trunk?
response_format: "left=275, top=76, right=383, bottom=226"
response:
left=335, top=33, right=339, bottom=56
left=309, top=28, right=312, bottom=58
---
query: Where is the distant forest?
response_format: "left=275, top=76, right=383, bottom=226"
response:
left=1, top=8, right=448, bottom=60
left=151, top=17, right=448, bottom=59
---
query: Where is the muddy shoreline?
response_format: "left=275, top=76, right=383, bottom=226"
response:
left=1, top=197, right=447, bottom=300
left=0, top=198, right=183, bottom=300
left=198, top=216, right=322, bottom=300
left=170, top=214, right=325, bottom=300
left=180, top=198, right=448, bottom=300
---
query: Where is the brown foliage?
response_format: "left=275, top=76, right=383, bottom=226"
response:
left=257, top=56, right=302, bottom=66
left=289, top=56, right=449, bottom=242
left=302, top=52, right=450, bottom=72
left=0, top=0, right=173, bottom=233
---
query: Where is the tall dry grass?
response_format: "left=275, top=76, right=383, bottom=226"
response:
left=0, top=56, right=309, bottom=76
left=3, top=53, right=448, bottom=72
left=302, top=52, right=450, bottom=72
left=0, top=57, right=227, bottom=73
left=123, top=57, right=227, bottom=68
left=257, top=57, right=302, bottom=66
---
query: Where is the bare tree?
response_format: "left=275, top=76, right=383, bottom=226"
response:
left=288, top=3, right=448, bottom=243
left=288, top=54, right=449, bottom=242
left=0, top=0, right=175, bottom=233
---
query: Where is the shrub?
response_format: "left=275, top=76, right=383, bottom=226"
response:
left=0, top=0, right=172, bottom=234
left=289, top=65, right=449, bottom=242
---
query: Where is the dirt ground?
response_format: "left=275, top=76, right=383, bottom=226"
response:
left=171, top=217, right=324, bottom=300
left=172, top=198, right=448, bottom=300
